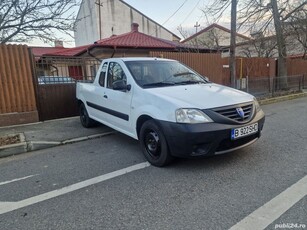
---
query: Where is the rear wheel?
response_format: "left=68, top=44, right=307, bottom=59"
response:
left=140, top=120, right=173, bottom=167
left=79, top=103, right=97, bottom=128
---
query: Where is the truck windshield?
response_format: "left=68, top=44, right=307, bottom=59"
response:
left=125, top=60, right=208, bottom=88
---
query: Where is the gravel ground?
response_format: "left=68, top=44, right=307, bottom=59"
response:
left=0, top=134, right=21, bottom=147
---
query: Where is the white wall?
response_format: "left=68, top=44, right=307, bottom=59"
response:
left=74, top=0, right=99, bottom=46
left=75, top=0, right=177, bottom=46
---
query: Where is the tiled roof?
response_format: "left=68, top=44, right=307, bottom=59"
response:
left=44, top=45, right=90, bottom=56
left=181, top=23, right=251, bottom=43
left=94, top=30, right=175, bottom=49
left=30, top=46, right=68, bottom=57
left=40, top=24, right=214, bottom=57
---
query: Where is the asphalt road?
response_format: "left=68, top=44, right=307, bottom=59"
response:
left=0, top=97, right=306, bottom=230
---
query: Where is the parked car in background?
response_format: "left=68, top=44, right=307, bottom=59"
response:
left=38, top=76, right=76, bottom=84
left=76, top=57, right=265, bottom=167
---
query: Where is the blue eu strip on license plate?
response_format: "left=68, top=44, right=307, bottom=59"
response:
left=231, top=123, right=258, bottom=140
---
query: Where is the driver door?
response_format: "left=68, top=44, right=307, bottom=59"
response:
left=103, top=61, right=133, bottom=135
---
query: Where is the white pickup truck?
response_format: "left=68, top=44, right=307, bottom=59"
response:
left=76, top=57, right=265, bottom=166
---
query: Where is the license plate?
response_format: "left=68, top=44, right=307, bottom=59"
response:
left=231, top=123, right=258, bottom=140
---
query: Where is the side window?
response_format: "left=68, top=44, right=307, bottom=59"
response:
left=107, top=62, right=126, bottom=89
left=98, top=62, right=108, bottom=87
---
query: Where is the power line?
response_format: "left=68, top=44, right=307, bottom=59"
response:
left=180, top=0, right=201, bottom=25
left=162, top=0, right=189, bottom=26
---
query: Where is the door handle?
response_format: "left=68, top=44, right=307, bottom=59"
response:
left=103, top=95, right=108, bottom=99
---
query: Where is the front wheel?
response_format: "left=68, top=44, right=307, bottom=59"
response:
left=139, top=120, right=173, bottom=167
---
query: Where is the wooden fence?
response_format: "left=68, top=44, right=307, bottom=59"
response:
left=1, top=46, right=306, bottom=126
left=0, top=45, right=38, bottom=126
left=150, top=52, right=225, bottom=84
left=287, top=58, right=307, bottom=88
left=149, top=52, right=278, bottom=85
left=287, top=58, right=307, bottom=76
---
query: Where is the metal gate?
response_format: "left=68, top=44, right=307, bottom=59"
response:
left=34, top=56, right=100, bottom=121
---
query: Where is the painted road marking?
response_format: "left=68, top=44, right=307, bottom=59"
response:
left=0, top=162, right=150, bottom=215
left=230, top=175, right=307, bottom=230
left=0, top=174, right=39, bottom=186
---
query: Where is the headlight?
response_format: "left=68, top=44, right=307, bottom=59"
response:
left=254, top=98, right=261, bottom=112
left=176, top=109, right=213, bottom=123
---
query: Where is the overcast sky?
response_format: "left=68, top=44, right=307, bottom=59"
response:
left=124, top=0, right=207, bottom=33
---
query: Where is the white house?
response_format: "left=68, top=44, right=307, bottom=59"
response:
left=74, top=0, right=181, bottom=46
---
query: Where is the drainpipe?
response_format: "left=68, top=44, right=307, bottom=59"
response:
left=239, top=58, right=243, bottom=89
left=51, top=64, right=59, bottom=76
left=87, top=48, right=102, bottom=63
left=111, top=46, right=116, bottom=58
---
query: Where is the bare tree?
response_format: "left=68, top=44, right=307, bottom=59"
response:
left=237, top=0, right=307, bottom=87
left=0, top=0, right=80, bottom=44
left=239, top=36, right=277, bottom=57
left=202, top=0, right=307, bottom=88
left=285, top=7, right=307, bottom=59
left=179, top=25, right=229, bottom=52
left=201, top=0, right=237, bottom=87
left=177, top=25, right=193, bottom=40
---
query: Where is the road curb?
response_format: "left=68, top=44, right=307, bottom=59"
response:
left=61, top=131, right=117, bottom=145
left=0, top=131, right=116, bottom=158
left=259, top=92, right=307, bottom=105
left=0, top=142, right=28, bottom=158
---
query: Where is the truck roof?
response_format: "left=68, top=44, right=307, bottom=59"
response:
left=103, top=57, right=177, bottom=62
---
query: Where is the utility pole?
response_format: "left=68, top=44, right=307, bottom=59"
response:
left=194, top=22, right=200, bottom=51
left=194, top=21, right=200, bottom=33
left=229, top=0, right=237, bottom=88
left=270, top=0, right=288, bottom=89
left=95, top=0, right=103, bottom=40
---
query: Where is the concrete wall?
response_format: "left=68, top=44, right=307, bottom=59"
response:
left=75, top=0, right=177, bottom=46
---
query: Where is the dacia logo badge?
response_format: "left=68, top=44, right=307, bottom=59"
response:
left=236, top=107, right=245, bottom=119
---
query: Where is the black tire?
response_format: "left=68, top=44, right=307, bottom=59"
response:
left=79, top=103, right=97, bottom=128
left=139, top=120, right=173, bottom=167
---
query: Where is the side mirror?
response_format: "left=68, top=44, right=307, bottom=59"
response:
left=112, top=80, right=131, bottom=92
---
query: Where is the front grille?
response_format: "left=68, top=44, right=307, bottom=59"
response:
left=213, top=103, right=254, bottom=122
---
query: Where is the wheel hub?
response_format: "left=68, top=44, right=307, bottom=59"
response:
left=145, top=131, right=160, bottom=157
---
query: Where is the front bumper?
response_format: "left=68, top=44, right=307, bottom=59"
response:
left=156, top=110, right=265, bottom=158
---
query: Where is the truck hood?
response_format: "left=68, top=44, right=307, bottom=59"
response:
left=147, top=83, right=254, bottom=109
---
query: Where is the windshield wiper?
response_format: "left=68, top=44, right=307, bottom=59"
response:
left=173, top=72, right=195, bottom=77
left=143, top=82, right=175, bottom=88
left=175, top=80, right=206, bottom=85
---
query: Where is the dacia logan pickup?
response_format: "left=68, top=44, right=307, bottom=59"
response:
left=76, top=58, right=265, bottom=166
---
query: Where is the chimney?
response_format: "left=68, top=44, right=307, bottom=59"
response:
left=54, top=40, right=64, bottom=47
left=131, top=23, right=139, bottom=32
